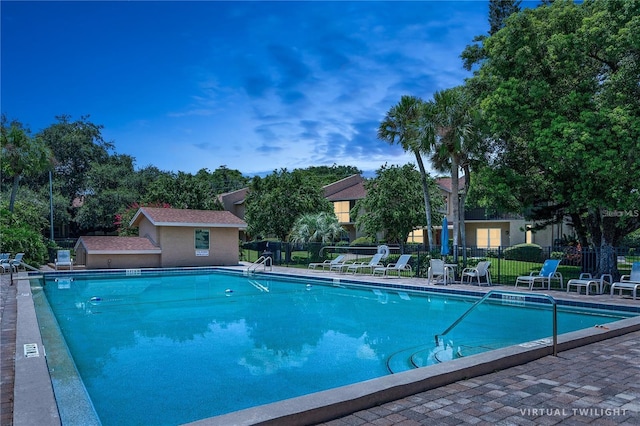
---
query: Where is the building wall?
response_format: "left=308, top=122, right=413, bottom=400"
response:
left=84, top=253, right=161, bottom=269
left=138, top=217, right=159, bottom=244
left=158, top=226, right=240, bottom=267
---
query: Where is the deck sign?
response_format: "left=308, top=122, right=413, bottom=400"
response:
left=196, top=250, right=209, bottom=257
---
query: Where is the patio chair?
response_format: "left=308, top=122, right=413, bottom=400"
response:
left=515, top=259, right=563, bottom=290
left=344, top=253, right=384, bottom=274
left=55, top=249, right=73, bottom=271
left=461, top=261, right=492, bottom=286
left=373, top=254, right=412, bottom=278
left=1, top=253, right=11, bottom=273
left=308, top=254, right=346, bottom=270
left=3, top=253, right=25, bottom=272
left=610, top=262, right=640, bottom=300
left=427, top=259, right=447, bottom=285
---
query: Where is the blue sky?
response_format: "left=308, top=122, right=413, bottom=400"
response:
left=3, top=1, right=497, bottom=177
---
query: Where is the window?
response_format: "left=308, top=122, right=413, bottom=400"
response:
left=476, top=228, right=501, bottom=248
left=333, top=201, right=351, bottom=223
left=194, top=229, right=210, bottom=250
left=407, top=229, right=424, bottom=244
left=525, top=225, right=533, bottom=244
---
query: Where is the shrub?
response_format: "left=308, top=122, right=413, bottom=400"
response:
left=503, top=243, right=543, bottom=262
left=350, top=237, right=375, bottom=246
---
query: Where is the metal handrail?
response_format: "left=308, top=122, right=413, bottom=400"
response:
left=435, top=290, right=558, bottom=357
left=247, top=255, right=272, bottom=273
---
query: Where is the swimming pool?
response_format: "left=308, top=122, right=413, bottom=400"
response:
left=37, top=270, right=635, bottom=425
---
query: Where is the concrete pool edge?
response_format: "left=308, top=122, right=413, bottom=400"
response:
left=187, top=315, right=640, bottom=426
left=12, top=269, right=640, bottom=426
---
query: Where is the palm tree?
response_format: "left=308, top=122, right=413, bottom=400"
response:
left=378, top=95, right=436, bottom=251
left=425, top=87, right=474, bottom=260
left=1, top=116, right=53, bottom=212
left=288, top=212, right=344, bottom=245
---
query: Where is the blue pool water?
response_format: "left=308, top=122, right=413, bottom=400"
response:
left=40, top=271, right=633, bottom=425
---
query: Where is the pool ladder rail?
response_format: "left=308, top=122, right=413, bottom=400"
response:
left=247, top=255, right=273, bottom=273
left=435, top=289, right=558, bottom=357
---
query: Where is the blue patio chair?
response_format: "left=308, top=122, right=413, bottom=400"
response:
left=515, top=259, right=563, bottom=290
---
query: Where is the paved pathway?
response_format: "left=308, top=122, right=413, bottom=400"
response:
left=1, top=273, right=17, bottom=426
left=320, top=330, right=640, bottom=425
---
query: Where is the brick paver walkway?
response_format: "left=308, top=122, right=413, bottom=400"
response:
left=320, top=330, right=640, bottom=425
left=1, top=273, right=17, bottom=426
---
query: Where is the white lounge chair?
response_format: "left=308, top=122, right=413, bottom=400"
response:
left=4, top=253, right=25, bottom=272
left=610, top=262, right=640, bottom=300
left=55, top=250, right=73, bottom=271
left=373, top=254, right=412, bottom=278
left=515, top=259, right=563, bottom=290
left=461, top=261, right=492, bottom=286
left=308, top=254, right=346, bottom=270
left=567, top=273, right=611, bottom=295
left=0, top=253, right=11, bottom=273
left=344, top=253, right=384, bottom=274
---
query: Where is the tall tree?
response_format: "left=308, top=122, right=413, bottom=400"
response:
left=378, top=96, right=436, bottom=251
left=352, top=164, right=443, bottom=253
left=1, top=115, right=53, bottom=212
left=461, top=0, right=522, bottom=71
left=471, top=0, right=640, bottom=276
left=425, top=88, right=474, bottom=259
left=74, top=154, right=140, bottom=233
left=38, top=115, right=114, bottom=203
left=244, top=169, right=332, bottom=241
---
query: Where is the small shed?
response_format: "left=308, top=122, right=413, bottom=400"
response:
left=75, top=208, right=247, bottom=269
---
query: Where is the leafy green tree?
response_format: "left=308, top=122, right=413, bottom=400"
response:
left=38, top=115, right=114, bottom=203
left=461, top=0, right=522, bottom=71
left=210, top=165, right=250, bottom=194
left=378, top=96, right=437, bottom=251
left=1, top=115, right=53, bottom=212
left=289, top=212, right=345, bottom=244
left=74, top=154, right=141, bottom=233
left=471, top=0, right=640, bottom=275
left=294, top=165, right=362, bottom=188
left=244, top=169, right=333, bottom=241
left=142, top=171, right=223, bottom=210
left=352, top=164, right=443, bottom=253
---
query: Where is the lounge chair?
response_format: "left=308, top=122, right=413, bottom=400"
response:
left=428, top=259, right=447, bottom=285
left=515, top=259, right=563, bottom=290
left=567, top=273, right=611, bottom=295
left=55, top=250, right=73, bottom=271
left=461, top=261, right=492, bottom=286
left=344, top=253, right=384, bottom=274
left=0, top=253, right=11, bottom=272
left=308, top=254, right=346, bottom=270
left=4, top=253, right=25, bottom=272
left=610, top=262, right=640, bottom=300
left=373, top=254, right=412, bottom=278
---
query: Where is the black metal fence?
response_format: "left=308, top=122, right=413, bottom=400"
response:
left=241, top=241, right=639, bottom=285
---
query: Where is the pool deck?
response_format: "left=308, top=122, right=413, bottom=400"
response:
left=2, top=265, right=640, bottom=425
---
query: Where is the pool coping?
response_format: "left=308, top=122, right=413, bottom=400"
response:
left=14, top=268, right=640, bottom=426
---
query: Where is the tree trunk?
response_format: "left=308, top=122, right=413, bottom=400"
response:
left=459, top=164, right=471, bottom=265
left=413, top=149, right=435, bottom=252
left=9, top=174, right=20, bottom=213
left=451, top=157, right=459, bottom=262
